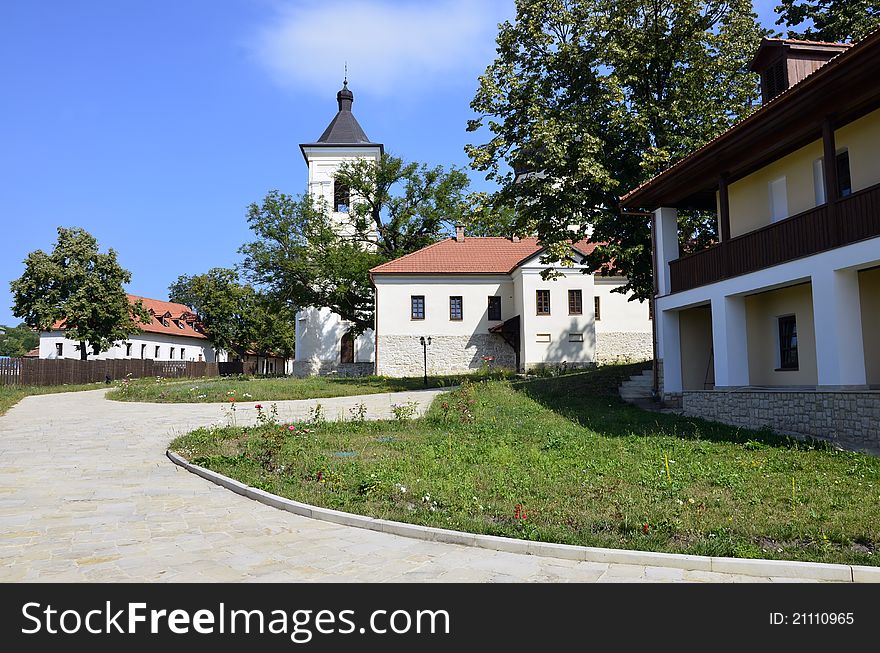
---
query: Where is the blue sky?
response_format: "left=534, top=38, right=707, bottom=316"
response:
left=1, top=0, right=781, bottom=326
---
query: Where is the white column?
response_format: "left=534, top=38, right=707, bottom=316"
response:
left=711, top=295, right=749, bottom=387
left=812, top=268, right=866, bottom=387
left=653, top=207, right=679, bottom=296
left=660, top=308, right=682, bottom=394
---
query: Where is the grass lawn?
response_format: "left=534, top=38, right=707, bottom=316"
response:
left=0, top=382, right=110, bottom=416
left=169, top=363, right=880, bottom=566
left=107, top=369, right=515, bottom=403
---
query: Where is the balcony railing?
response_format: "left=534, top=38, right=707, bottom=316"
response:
left=669, top=182, right=880, bottom=293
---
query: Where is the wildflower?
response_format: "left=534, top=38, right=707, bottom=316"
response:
left=255, top=404, right=263, bottom=409
left=642, top=523, right=650, bottom=535
left=288, top=425, right=296, bottom=431
left=317, top=471, right=324, bottom=482
left=243, top=393, right=252, bottom=398
left=228, top=397, right=236, bottom=403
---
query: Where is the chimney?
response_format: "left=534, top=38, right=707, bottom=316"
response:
left=454, top=224, right=465, bottom=242
left=749, top=38, right=851, bottom=104
left=511, top=235, right=520, bottom=242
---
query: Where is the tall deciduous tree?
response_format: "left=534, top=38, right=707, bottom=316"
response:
left=168, top=268, right=296, bottom=360
left=239, top=153, right=471, bottom=333
left=775, top=0, right=880, bottom=42
left=10, top=227, right=149, bottom=359
left=466, top=0, right=767, bottom=300
left=0, top=323, right=39, bottom=357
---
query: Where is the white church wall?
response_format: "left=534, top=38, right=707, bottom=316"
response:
left=593, top=276, right=653, bottom=362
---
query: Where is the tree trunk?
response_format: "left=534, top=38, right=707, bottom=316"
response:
left=79, top=340, right=88, bottom=360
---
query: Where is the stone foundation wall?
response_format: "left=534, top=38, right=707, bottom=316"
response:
left=376, top=334, right=516, bottom=377
left=293, top=361, right=373, bottom=377
left=682, top=389, right=880, bottom=453
left=595, top=331, right=653, bottom=363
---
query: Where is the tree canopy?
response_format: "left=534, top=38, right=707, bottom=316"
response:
left=168, top=268, right=296, bottom=360
left=10, top=227, right=149, bottom=359
left=0, top=323, right=39, bottom=357
left=775, top=0, right=880, bottom=42
left=466, top=0, right=767, bottom=300
left=239, top=153, right=471, bottom=333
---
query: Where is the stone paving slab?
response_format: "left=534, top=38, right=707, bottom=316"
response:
left=0, top=388, right=828, bottom=583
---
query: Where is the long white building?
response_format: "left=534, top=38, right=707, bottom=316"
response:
left=39, top=295, right=226, bottom=362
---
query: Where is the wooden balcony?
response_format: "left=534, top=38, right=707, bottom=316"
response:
left=669, top=182, right=880, bottom=293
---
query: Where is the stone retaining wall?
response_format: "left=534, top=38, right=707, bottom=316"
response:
left=682, top=389, right=880, bottom=453
left=595, top=331, right=653, bottom=363
left=377, top=334, right=516, bottom=377
left=293, top=361, right=373, bottom=377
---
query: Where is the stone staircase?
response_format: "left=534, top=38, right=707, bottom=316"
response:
left=618, top=368, right=656, bottom=409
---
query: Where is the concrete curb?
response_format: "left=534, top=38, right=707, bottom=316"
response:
left=167, top=450, right=880, bottom=583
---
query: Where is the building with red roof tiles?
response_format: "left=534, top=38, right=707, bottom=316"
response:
left=620, top=31, right=880, bottom=449
left=38, top=294, right=228, bottom=363
left=369, top=227, right=651, bottom=376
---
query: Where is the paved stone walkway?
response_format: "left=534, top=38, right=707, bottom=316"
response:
left=0, top=389, right=815, bottom=582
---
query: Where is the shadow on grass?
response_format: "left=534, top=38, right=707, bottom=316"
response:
left=511, top=363, right=836, bottom=452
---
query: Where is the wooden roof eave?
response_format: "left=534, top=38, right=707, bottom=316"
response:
left=620, top=30, right=880, bottom=211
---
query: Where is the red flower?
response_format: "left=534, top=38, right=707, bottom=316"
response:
left=255, top=404, right=263, bottom=409
left=642, top=523, right=650, bottom=535
left=228, top=397, right=235, bottom=402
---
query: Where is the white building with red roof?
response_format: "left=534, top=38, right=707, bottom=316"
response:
left=38, top=295, right=226, bottom=363
left=370, top=228, right=651, bottom=376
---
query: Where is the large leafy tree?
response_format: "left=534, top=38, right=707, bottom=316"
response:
left=168, top=268, right=296, bottom=360
left=240, top=153, right=471, bottom=333
left=775, top=1, right=880, bottom=42
left=10, top=227, right=149, bottom=359
left=0, top=323, right=39, bottom=357
left=466, top=0, right=767, bottom=300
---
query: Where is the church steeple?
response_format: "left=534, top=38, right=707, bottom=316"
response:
left=300, top=77, right=383, bottom=154
left=336, top=78, right=353, bottom=112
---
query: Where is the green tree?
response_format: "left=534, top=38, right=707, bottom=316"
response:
left=10, top=227, right=149, bottom=360
left=775, top=0, right=880, bottom=42
left=466, top=0, right=767, bottom=300
left=239, top=153, right=471, bottom=333
left=0, top=323, right=39, bottom=357
left=169, top=268, right=296, bottom=360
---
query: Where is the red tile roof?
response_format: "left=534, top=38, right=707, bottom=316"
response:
left=51, top=294, right=208, bottom=340
left=369, top=237, right=598, bottom=274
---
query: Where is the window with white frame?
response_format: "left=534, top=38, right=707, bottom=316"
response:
left=769, top=177, right=788, bottom=222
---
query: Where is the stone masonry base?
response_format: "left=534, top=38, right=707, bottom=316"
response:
left=682, top=389, right=880, bottom=454
left=377, top=334, right=515, bottom=377
left=293, top=361, right=373, bottom=377
left=595, top=331, right=653, bottom=363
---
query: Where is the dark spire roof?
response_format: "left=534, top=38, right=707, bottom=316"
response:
left=299, top=79, right=384, bottom=162
left=312, top=80, right=378, bottom=146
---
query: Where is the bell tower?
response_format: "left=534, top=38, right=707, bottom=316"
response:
left=300, top=79, right=383, bottom=218
left=294, top=79, right=382, bottom=376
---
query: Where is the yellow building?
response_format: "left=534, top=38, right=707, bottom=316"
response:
left=621, top=33, right=880, bottom=452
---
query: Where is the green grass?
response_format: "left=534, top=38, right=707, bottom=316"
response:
left=169, top=363, right=880, bottom=566
left=107, top=369, right=518, bottom=403
left=0, top=382, right=110, bottom=416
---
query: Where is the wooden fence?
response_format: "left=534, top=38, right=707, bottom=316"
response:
left=0, top=358, right=219, bottom=387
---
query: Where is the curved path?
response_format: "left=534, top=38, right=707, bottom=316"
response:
left=0, top=389, right=810, bottom=582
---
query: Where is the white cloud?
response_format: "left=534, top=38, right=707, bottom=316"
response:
left=247, top=0, right=508, bottom=96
